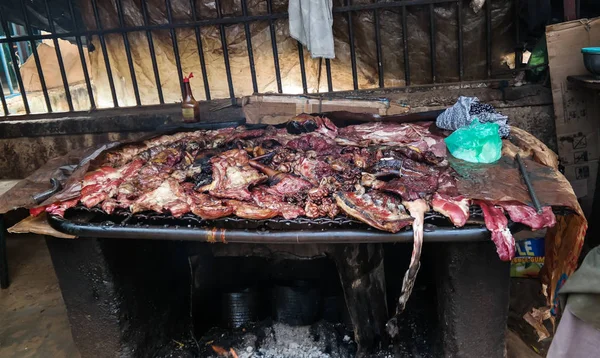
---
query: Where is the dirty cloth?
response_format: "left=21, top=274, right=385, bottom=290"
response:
left=557, top=246, right=600, bottom=330
left=547, top=303, right=600, bottom=358
left=436, top=96, right=510, bottom=137
left=288, top=0, right=335, bottom=59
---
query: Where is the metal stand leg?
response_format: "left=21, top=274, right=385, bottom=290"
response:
left=0, top=214, right=9, bottom=288
left=435, top=241, right=510, bottom=358
left=329, top=243, right=389, bottom=357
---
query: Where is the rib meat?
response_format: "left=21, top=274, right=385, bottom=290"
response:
left=431, top=193, right=470, bottom=227
left=476, top=200, right=515, bottom=261
left=333, top=190, right=413, bottom=232
left=200, top=149, right=267, bottom=200
left=500, top=203, right=556, bottom=231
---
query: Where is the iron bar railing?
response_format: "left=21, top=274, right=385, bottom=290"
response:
left=0, top=0, right=511, bottom=119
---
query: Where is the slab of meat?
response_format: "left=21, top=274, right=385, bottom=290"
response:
left=80, top=159, right=145, bottom=208
left=500, top=203, right=556, bottom=231
left=337, top=122, right=446, bottom=157
left=251, top=188, right=305, bottom=219
left=130, top=179, right=190, bottom=217
left=431, top=193, right=470, bottom=227
left=286, top=134, right=338, bottom=154
left=177, top=183, right=233, bottom=219
left=45, top=198, right=80, bottom=217
left=476, top=200, right=515, bottom=261
left=333, top=191, right=413, bottom=232
left=248, top=160, right=312, bottom=198
left=200, top=149, right=267, bottom=200
left=226, top=200, right=279, bottom=220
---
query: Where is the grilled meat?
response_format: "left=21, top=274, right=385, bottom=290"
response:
left=333, top=190, right=413, bottom=232
left=200, top=149, right=267, bottom=200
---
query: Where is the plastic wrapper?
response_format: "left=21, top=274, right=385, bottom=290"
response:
left=445, top=120, right=502, bottom=163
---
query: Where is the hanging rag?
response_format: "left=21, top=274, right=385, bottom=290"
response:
left=288, top=0, right=335, bottom=59
left=436, top=96, right=510, bottom=138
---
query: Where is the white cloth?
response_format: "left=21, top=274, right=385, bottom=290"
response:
left=288, top=0, right=335, bottom=59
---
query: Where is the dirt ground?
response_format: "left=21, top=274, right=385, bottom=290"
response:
left=0, top=235, right=79, bottom=358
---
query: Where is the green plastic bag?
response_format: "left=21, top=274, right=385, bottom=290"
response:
left=444, top=119, right=502, bottom=163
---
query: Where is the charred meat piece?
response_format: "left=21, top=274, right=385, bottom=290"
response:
left=286, top=114, right=338, bottom=139
left=500, top=203, right=556, bottom=231
left=392, top=146, right=445, bottom=166
left=200, top=149, right=267, bottom=201
left=476, top=200, right=515, bottom=261
left=333, top=190, right=413, bottom=232
left=305, top=197, right=339, bottom=218
left=226, top=200, right=279, bottom=220
left=431, top=193, right=470, bottom=227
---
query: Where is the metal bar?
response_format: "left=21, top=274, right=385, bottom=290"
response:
left=346, top=0, right=358, bottom=90
left=374, top=8, right=384, bottom=88
left=240, top=0, right=258, bottom=93
left=266, top=0, right=282, bottom=93
left=0, top=77, right=8, bottom=116
left=0, top=43, right=14, bottom=94
left=0, top=0, right=458, bottom=45
left=514, top=0, right=521, bottom=68
left=115, top=0, right=141, bottom=106
left=486, top=0, right=492, bottom=78
left=91, top=0, right=119, bottom=107
left=20, top=2, right=53, bottom=112
left=44, top=0, right=74, bottom=112
left=297, top=41, right=308, bottom=93
left=141, top=0, right=165, bottom=104
left=215, top=0, right=236, bottom=104
left=325, top=59, right=333, bottom=92
left=11, top=24, right=26, bottom=63
left=49, top=215, right=493, bottom=244
left=429, top=3, right=436, bottom=83
left=165, top=0, right=186, bottom=100
left=457, top=0, right=463, bottom=81
left=402, top=6, right=410, bottom=86
left=515, top=153, right=543, bottom=214
left=189, top=0, right=211, bottom=101
left=67, top=0, right=96, bottom=109
left=0, top=14, right=30, bottom=114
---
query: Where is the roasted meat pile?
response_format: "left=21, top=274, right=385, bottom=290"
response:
left=33, top=115, right=556, bottom=261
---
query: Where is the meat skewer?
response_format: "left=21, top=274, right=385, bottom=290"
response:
left=387, top=198, right=428, bottom=337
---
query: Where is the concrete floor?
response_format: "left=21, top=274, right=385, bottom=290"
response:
left=0, top=235, right=79, bottom=358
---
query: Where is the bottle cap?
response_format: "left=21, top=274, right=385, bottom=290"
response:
left=183, top=72, right=194, bottom=83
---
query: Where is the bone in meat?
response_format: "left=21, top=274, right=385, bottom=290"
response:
left=387, top=198, right=428, bottom=337
left=431, top=193, right=470, bottom=227
left=476, top=200, right=515, bottom=261
left=200, top=149, right=267, bottom=200
left=500, top=203, right=556, bottom=231
left=333, top=191, right=413, bottom=232
left=251, top=188, right=305, bottom=219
